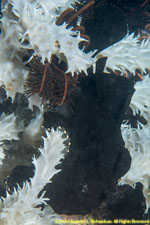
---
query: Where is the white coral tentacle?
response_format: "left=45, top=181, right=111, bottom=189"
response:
left=0, top=128, right=66, bottom=225
left=0, top=113, right=22, bottom=142
left=120, top=122, right=150, bottom=213
left=98, top=33, right=150, bottom=75
left=129, top=75, right=150, bottom=121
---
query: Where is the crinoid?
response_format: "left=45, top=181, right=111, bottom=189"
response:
left=24, top=55, right=79, bottom=110
left=24, top=1, right=96, bottom=110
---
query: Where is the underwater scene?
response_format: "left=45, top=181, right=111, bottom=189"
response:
left=0, top=0, right=150, bottom=224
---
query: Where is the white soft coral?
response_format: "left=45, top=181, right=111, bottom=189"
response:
left=0, top=57, right=28, bottom=99
left=120, top=122, right=150, bottom=213
left=0, top=128, right=66, bottom=225
left=0, top=113, right=23, bottom=168
left=98, top=33, right=150, bottom=75
left=119, top=75, right=150, bottom=213
left=6, top=0, right=96, bottom=75
left=10, top=0, right=76, bottom=20
left=0, top=113, right=22, bottom=142
left=129, top=75, right=150, bottom=121
left=0, top=32, right=28, bottom=99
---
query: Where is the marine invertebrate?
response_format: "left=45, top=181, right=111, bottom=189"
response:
left=0, top=128, right=66, bottom=225
left=119, top=75, right=150, bottom=213
left=2, top=0, right=150, bottom=219
left=56, top=0, right=95, bottom=48
left=24, top=55, right=79, bottom=109
left=23, top=1, right=97, bottom=109
left=0, top=113, right=24, bottom=172
left=129, top=75, right=150, bottom=121
left=5, top=0, right=96, bottom=75
left=23, top=106, right=44, bottom=146
left=120, top=121, right=150, bottom=213
left=0, top=0, right=97, bottom=106
left=98, top=33, right=150, bottom=76
left=0, top=113, right=22, bottom=142
left=0, top=38, right=28, bottom=99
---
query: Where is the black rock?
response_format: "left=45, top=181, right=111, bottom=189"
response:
left=44, top=59, right=134, bottom=214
